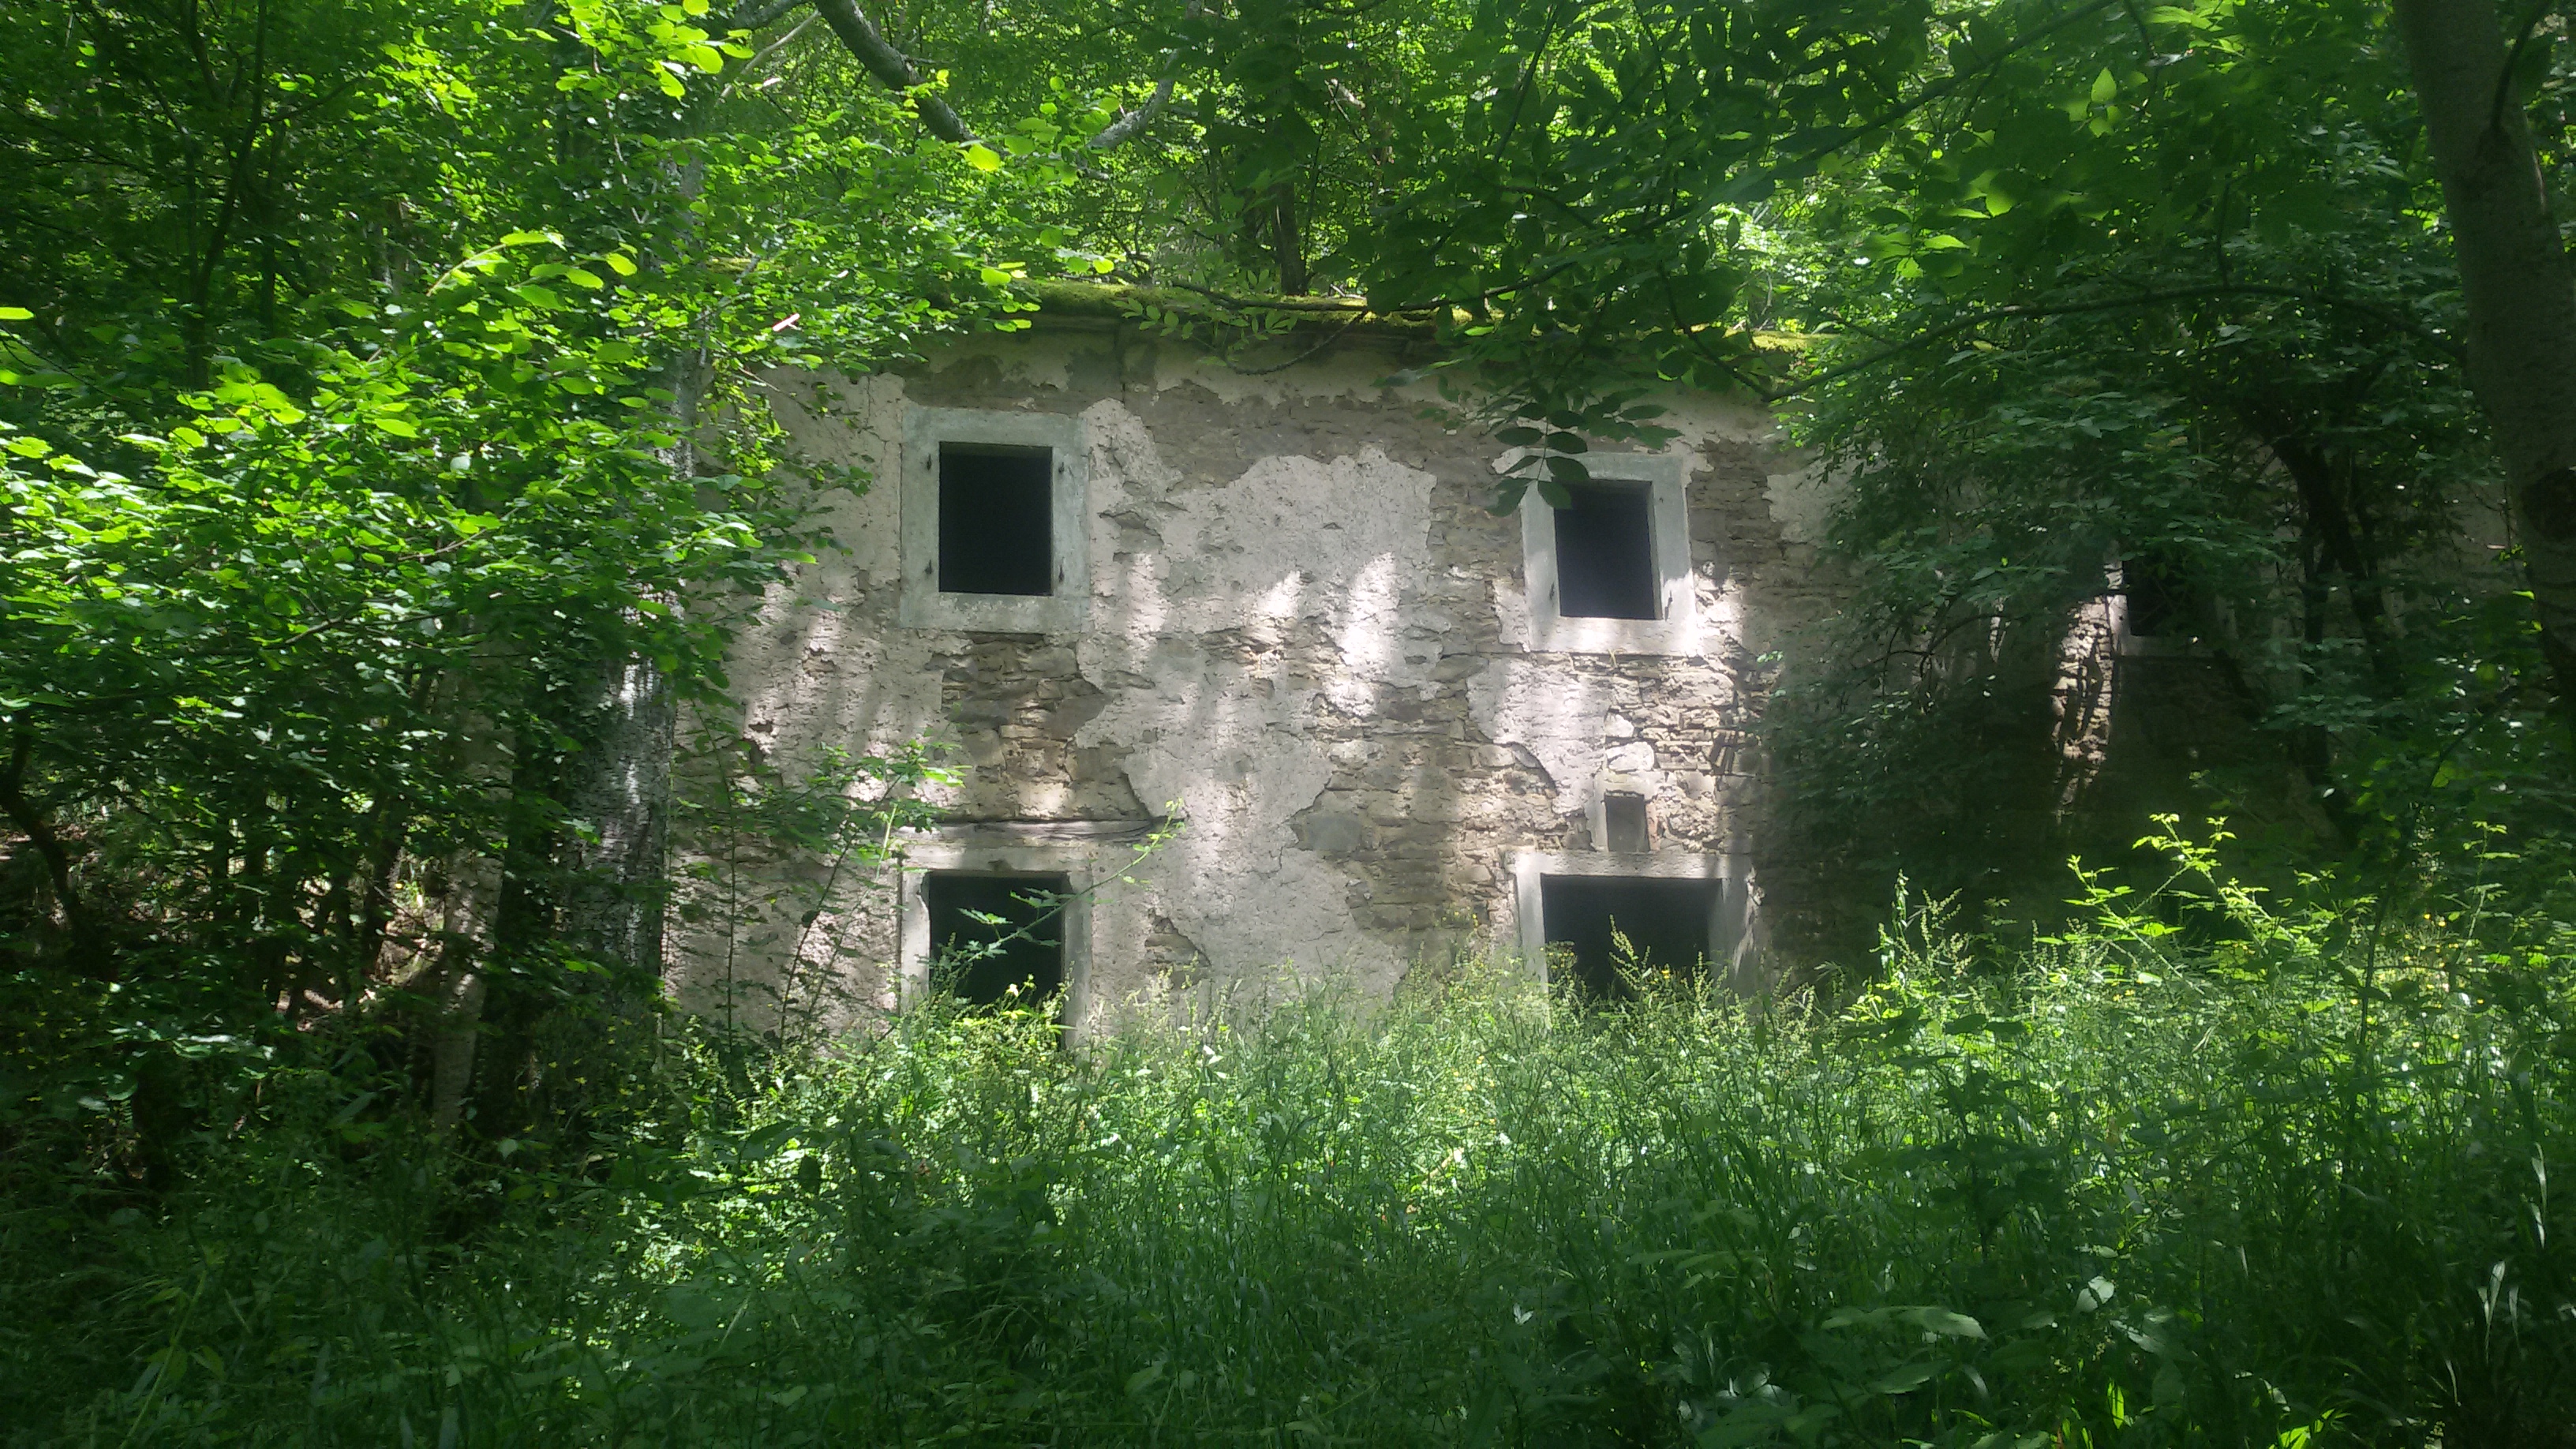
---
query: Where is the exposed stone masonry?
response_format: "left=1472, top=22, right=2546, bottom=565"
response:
left=669, top=316, right=1837, bottom=1028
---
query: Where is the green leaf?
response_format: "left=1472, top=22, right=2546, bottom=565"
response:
left=601, top=252, right=639, bottom=277
left=0, top=306, right=31, bottom=320
left=1873, top=1362, right=1938, bottom=1395
left=1906, top=1307, right=1986, bottom=1339
left=1969, top=170, right=2021, bottom=216
left=963, top=144, right=1004, bottom=172
left=2091, top=68, right=2117, bottom=104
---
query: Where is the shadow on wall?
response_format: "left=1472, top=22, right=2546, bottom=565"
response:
left=1765, top=586, right=2332, bottom=968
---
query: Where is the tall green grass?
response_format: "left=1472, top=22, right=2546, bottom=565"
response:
left=6, top=856, right=2573, bottom=1446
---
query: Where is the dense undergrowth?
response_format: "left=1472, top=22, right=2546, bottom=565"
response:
left=6, top=841, right=2575, bottom=1447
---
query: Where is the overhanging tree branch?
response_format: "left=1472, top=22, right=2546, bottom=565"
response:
left=724, top=0, right=812, bottom=35
left=811, top=0, right=975, bottom=144
left=1089, top=0, right=1201, bottom=149
left=1783, top=0, right=2128, bottom=168
left=1762, top=284, right=2464, bottom=404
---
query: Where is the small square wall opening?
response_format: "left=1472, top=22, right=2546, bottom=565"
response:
left=924, top=871, right=1069, bottom=1007
left=1553, top=481, right=1658, bottom=620
left=2121, top=554, right=2183, bottom=638
left=939, top=444, right=1054, bottom=597
left=1601, top=792, right=1650, bottom=852
left=1540, top=874, right=1717, bottom=1000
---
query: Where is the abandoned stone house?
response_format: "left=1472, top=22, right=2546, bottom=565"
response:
left=668, top=290, right=2196, bottom=1029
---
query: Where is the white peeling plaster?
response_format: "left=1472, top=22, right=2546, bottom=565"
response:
left=732, top=373, right=949, bottom=766
left=1073, top=399, right=1437, bottom=987
left=1764, top=460, right=1847, bottom=545
left=1466, top=661, right=1617, bottom=816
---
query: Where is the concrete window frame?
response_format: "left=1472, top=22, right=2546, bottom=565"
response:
left=1507, top=848, right=1757, bottom=990
left=1518, top=451, right=1698, bottom=654
left=897, top=839, right=1095, bottom=1025
left=899, top=406, right=1090, bottom=634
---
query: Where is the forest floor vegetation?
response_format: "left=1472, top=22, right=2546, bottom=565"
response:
left=5, top=841, right=2574, bottom=1447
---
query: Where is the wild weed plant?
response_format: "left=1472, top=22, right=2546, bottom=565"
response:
left=4, top=826, right=2571, bottom=1447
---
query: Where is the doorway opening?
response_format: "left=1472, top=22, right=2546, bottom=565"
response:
left=1539, top=874, right=1717, bottom=999
left=923, top=871, right=1069, bottom=1006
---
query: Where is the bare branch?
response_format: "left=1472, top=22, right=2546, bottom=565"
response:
left=721, top=10, right=819, bottom=99
left=1088, top=77, right=1173, bottom=149
left=811, top=0, right=975, bottom=144
left=1088, top=0, right=1200, bottom=151
left=1228, top=313, right=1366, bottom=375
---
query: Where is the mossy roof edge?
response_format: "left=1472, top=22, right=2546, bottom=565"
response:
left=1019, top=280, right=1440, bottom=340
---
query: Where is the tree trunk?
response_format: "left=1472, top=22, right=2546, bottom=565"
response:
left=1268, top=185, right=1309, bottom=296
left=424, top=908, right=492, bottom=1135
left=557, top=655, right=675, bottom=983
left=543, top=346, right=693, bottom=1103
left=423, top=683, right=512, bottom=1133
left=2267, top=432, right=2403, bottom=699
left=2393, top=0, right=2576, bottom=741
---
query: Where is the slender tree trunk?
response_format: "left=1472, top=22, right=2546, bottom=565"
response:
left=557, top=655, right=675, bottom=983
left=0, top=728, right=102, bottom=975
left=424, top=878, right=493, bottom=1134
left=1268, top=185, right=1308, bottom=295
left=2393, top=0, right=2576, bottom=742
left=423, top=676, right=512, bottom=1133
left=2267, top=432, right=2403, bottom=698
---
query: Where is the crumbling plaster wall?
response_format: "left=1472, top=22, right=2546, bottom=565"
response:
left=668, top=320, right=1840, bottom=1028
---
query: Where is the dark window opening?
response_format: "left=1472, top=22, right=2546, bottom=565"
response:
left=1541, top=874, right=1715, bottom=1000
left=2122, top=555, right=2183, bottom=638
left=1601, top=792, right=1650, bottom=852
left=939, top=444, right=1054, bottom=597
left=1554, top=482, right=1658, bottom=620
left=925, top=871, right=1068, bottom=1007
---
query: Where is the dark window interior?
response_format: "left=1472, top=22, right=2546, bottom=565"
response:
left=2122, top=555, right=2182, bottom=637
left=925, top=871, right=1068, bottom=1006
left=1553, top=482, right=1657, bottom=620
left=939, top=444, right=1054, bottom=597
left=1602, top=792, right=1650, bottom=853
left=1541, top=874, right=1716, bottom=999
